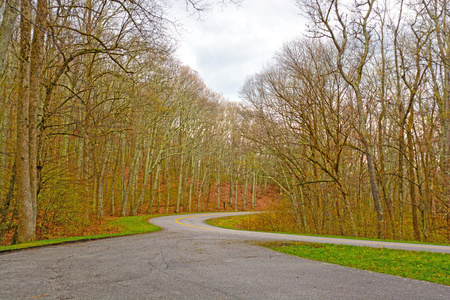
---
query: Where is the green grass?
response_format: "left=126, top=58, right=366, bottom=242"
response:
left=261, top=241, right=450, bottom=286
left=0, top=215, right=161, bottom=253
left=205, top=215, right=251, bottom=229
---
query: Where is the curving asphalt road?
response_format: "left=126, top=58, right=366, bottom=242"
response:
left=1, top=212, right=449, bottom=299
left=166, top=212, right=450, bottom=253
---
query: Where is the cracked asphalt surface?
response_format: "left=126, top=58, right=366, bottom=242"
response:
left=1, top=212, right=449, bottom=299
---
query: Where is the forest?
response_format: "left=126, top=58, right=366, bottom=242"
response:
left=1, top=0, right=449, bottom=246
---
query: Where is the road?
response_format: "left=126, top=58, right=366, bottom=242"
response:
left=1, top=212, right=449, bottom=299
left=169, top=212, right=450, bottom=253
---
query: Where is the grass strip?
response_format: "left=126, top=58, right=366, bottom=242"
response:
left=260, top=241, right=450, bottom=286
left=205, top=215, right=250, bottom=230
left=0, top=215, right=161, bottom=253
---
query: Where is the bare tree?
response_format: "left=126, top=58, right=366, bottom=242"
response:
left=298, top=0, right=385, bottom=238
left=0, top=0, right=19, bottom=74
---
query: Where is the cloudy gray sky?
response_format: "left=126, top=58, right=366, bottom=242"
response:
left=169, top=0, right=306, bottom=102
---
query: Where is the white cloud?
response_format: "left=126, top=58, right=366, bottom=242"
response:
left=170, top=0, right=306, bottom=101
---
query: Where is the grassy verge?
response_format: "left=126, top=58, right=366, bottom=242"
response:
left=261, top=241, right=450, bottom=286
left=0, top=215, right=161, bottom=253
left=205, top=215, right=251, bottom=230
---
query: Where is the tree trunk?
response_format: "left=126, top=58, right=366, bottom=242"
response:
left=443, top=77, right=450, bottom=240
left=206, top=179, right=212, bottom=211
left=188, top=157, right=195, bottom=212
left=148, top=161, right=161, bottom=214
left=299, top=186, right=308, bottom=231
left=165, top=158, right=170, bottom=214
left=0, top=0, right=19, bottom=74
left=121, top=137, right=127, bottom=216
left=398, top=114, right=405, bottom=240
left=110, top=161, right=117, bottom=216
left=252, top=172, right=256, bottom=209
left=28, top=0, right=47, bottom=229
left=176, top=154, right=184, bottom=213
left=198, top=170, right=208, bottom=212
left=243, top=173, right=248, bottom=211
left=216, top=170, right=221, bottom=210
left=156, top=161, right=162, bottom=214
left=134, top=146, right=153, bottom=214
left=408, top=112, right=421, bottom=241
left=16, top=0, right=34, bottom=243
left=96, top=143, right=110, bottom=218
left=229, top=165, right=233, bottom=207
left=290, top=184, right=303, bottom=231
left=234, top=180, right=238, bottom=212
left=121, top=138, right=141, bottom=216
left=0, top=97, right=10, bottom=194
left=355, top=87, right=384, bottom=239
left=182, top=157, right=189, bottom=209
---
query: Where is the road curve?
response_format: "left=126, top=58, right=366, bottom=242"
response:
left=0, top=212, right=449, bottom=299
left=161, top=212, right=450, bottom=253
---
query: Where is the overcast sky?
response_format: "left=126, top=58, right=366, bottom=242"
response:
left=169, top=0, right=306, bottom=102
